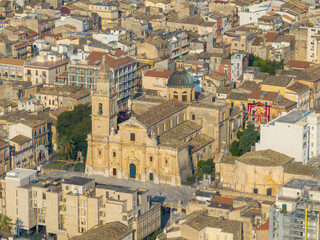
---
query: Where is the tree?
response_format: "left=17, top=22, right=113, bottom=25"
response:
left=238, top=122, right=258, bottom=154
left=59, top=136, right=75, bottom=160
left=197, top=160, right=207, bottom=168
left=57, top=104, right=91, bottom=161
left=201, top=165, right=212, bottom=174
left=229, top=140, right=240, bottom=156
left=236, top=131, right=243, bottom=140
left=0, top=216, right=13, bottom=235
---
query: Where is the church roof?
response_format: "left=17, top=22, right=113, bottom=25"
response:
left=136, top=99, right=187, bottom=128
left=167, top=70, right=195, bottom=88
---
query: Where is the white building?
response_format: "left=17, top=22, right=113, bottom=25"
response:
left=55, top=16, right=91, bottom=32
left=239, top=2, right=272, bottom=26
left=231, top=51, right=248, bottom=83
left=256, top=110, right=320, bottom=164
left=92, top=30, right=128, bottom=45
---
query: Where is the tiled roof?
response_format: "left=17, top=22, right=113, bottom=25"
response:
left=189, top=134, right=214, bottom=153
left=264, top=32, right=278, bottom=42
left=238, top=149, right=293, bottom=167
left=286, top=60, right=312, bottom=69
left=136, top=99, right=187, bottom=128
left=284, top=162, right=317, bottom=176
left=212, top=196, right=234, bottom=206
left=159, top=121, right=202, bottom=149
left=183, top=211, right=241, bottom=233
left=286, top=82, right=309, bottom=93
left=227, top=91, right=250, bottom=101
left=10, top=134, right=31, bottom=145
left=144, top=70, right=174, bottom=78
left=256, top=221, right=269, bottom=231
left=262, top=75, right=293, bottom=87
left=0, top=58, right=25, bottom=66
left=71, top=222, right=133, bottom=240
left=249, top=90, right=278, bottom=101
left=86, top=51, right=134, bottom=69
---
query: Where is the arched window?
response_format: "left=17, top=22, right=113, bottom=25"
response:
left=99, top=103, right=103, bottom=115
left=190, top=90, right=193, bottom=100
left=182, top=91, right=188, bottom=102
left=173, top=91, right=178, bottom=99
left=176, top=116, right=179, bottom=125
left=222, top=112, right=226, bottom=121
left=156, top=127, right=160, bottom=135
left=170, top=119, right=173, bottom=128
left=163, top=123, right=166, bottom=131
left=183, top=113, right=186, bottom=121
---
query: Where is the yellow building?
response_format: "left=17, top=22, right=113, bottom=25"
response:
left=89, top=2, right=119, bottom=30
left=217, top=150, right=318, bottom=197
left=86, top=56, right=243, bottom=185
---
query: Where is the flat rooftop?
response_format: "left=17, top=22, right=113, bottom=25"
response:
left=269, top=110, right=311, bottom=125
left=96, top=184, right=136, bottom=194
left=5, top=168, right=37, bottom=180
left=63, top=176, right=94, bottom=186
left=283, top=178, right=320, bottom=190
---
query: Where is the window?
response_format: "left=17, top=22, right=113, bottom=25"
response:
left=253, top=188, right=258, bottom=194
left=66, top=186, right=69, bottom=190
left=149, top=173, right=153, bottom=181
left=99, top=103, right=103, bottom=115
left=267, top=188, right=272, bottom=196
left=192, top=114, right=195, bottom=120
left=150, top=156, right=153, bottom=162
left=113, top=152, right=116, bottom=157
left=165, top=159, right=168, bottom=164
left=130, top=133, right=135, bottom=141
left=99, top=150, right=102, bottom=156
left=282, top=204, right=287, bottom=213
left=43, top=193, right=46, bottom=200
left=34, top=200, right=37, bottom=207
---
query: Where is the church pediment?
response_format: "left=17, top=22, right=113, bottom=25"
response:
left=118, top=117, right=148, bottom=130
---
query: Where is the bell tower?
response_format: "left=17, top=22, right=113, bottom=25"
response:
left=91, top=54, right=117, bottom=138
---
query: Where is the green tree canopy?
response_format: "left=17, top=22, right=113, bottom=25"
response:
left=229, top=140, right=240, bottom=156
left=238, top=122, right=259, bottom=154
left=57, top=104, right=91, bottom=160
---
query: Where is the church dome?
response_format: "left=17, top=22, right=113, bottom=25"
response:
left=167, top=56, right=195, bottom=89
left=167, top=70, right=195, bottom=88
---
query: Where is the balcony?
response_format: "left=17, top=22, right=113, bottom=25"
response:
left=25, top=73, right=32, bottom=77
left=40, top=74, right=47, bottom=78
left=33, top=130, right=49, bottom=139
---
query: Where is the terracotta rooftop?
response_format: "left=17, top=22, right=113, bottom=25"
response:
left=86, top=51, right=134, bottom=69
left=212, top=196, right=234, bottom=206
left=264, top=32, right=278, bottom=42
left=136, top=99, right=187, bottom=128
left=249, top=90, right=278, bottom=101
left=256, top=221, right=269, bottom=231
left=286, top=60, right=312, bottom=69
left=71, top=221, right=133, bottom=240
left=144, top=70, right=174, bottom=79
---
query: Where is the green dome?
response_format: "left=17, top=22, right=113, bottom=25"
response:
left=167, top=70, right=195, bottom=88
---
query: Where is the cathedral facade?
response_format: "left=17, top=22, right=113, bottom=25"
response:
left=86, top=56, right=243, bottom=185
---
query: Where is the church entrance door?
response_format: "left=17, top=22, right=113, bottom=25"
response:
left=129, top=163, right=136, bottom=179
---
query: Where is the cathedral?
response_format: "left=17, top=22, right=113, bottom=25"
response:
left=86, top=55, right=243, bottom=185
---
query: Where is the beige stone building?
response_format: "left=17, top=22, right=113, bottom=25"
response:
left=0, top=140, right=10, bottom=175
left=89, top=2, right=119, bottom=30
left=142, top=69, right=174, bottom=96
left=0, top=58, right=25, bottom=81
left=24, top=54, right=68, bottom=85
left=217, top=150, right=318, bottom=197
left=1, top=169, right=161, bottom=240
left=86, top=56, right=243, bottom=186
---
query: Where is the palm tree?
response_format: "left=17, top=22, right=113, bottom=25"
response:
left=0, top=216, right=13, bottom=235
left=59, top=136, right=75, bottom=161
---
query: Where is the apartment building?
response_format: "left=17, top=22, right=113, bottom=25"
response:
left=231, top=51, right=249, bottom=83
left=269, top=178, right=320, bottom=240
left=1, top=170, right=161, bottom=240
left=0, top=58, right=25, bottom=81
left=159, top=30, right=190, bottom=60
left=9, top=135, right=33, bottom=169
left=24, top=54, right=69, bottom=85
left=0, top=140, right=10, bottom=175
left=68, top=50, right=138, bottom=110
left=256, top=110, right=320, bottom=163
left=89, top=2, right=119, bottom=30
left=35, top=86, right=91, bottom=110
left=8, top=119, right=50, bottom=164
